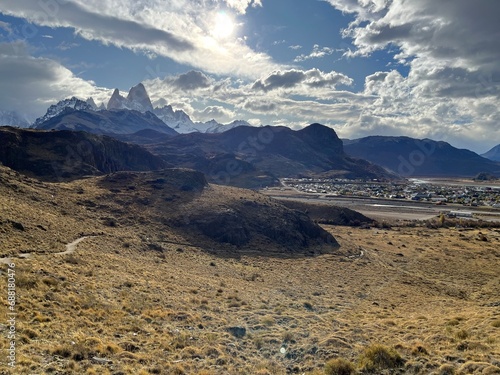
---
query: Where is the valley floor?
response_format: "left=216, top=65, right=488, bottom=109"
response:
left=1, top=224, right=499, bottom=374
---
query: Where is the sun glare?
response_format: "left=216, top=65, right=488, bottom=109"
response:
left=212, top=12, right=235, bottom=39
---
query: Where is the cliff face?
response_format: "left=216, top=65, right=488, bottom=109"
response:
left=0, top=126, right=170, bottom=181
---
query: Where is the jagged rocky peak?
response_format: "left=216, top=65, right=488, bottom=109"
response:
left=107, top=84, right=154, bottom=112
left=127, top=83, right=153, bottom=112
left=107, top=89, right=127, bottom=110
left=33, top=97, right=95, bottom=127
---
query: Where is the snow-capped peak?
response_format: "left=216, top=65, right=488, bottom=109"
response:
left=153, top=105, right=196, bottom=133
left=33, top=97, right=95, bottom=127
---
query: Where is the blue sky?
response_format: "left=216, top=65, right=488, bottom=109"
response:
left=0, top=0, right=499, bottom=153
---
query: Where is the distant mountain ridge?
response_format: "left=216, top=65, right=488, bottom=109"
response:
left=147, top=123, right=400, bottom=187
left=482, top=144, right=500, bottom=162
left=107, top=83, right=154, bottom=112
left=343, top=136, right=500, bottom=177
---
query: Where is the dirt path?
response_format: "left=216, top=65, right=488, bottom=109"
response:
left=55, top=236, right=88, bottom=256
left=0, top=236, right=89, bottom=264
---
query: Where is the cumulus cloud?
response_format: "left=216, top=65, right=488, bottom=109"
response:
left=322, top=0, right=500, bottom=151
left=0, top=40, right=108, bottom=119
left=294, top=44, right=334, bottom=62
left=224, top=0, right=262, bottom=14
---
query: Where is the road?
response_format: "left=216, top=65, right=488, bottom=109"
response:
left=261, top=189, right=500, bottom=222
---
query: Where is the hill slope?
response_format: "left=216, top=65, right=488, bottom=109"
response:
left=0, top=164, right=338, bottom=257
left=0, top=126, right=170, bottom=181
left=1, top=163, right=499, bottom=374
left=343, top=136, right=500, bottom=177
left=482, top=144, right=500, bottom=162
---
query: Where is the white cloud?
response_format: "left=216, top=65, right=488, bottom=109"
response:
left=196, top=105, right=236, bottom=122
left=294, top=44, right=334, bottom=62
left=0, top=20, right=12, bottom=34
left=322, top=0, right=500, bottom=152
left=224, top=0, right=262, bottom=14
left=0, top=0, right=282, bottom=79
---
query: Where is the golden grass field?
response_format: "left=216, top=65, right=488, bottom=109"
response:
left=0, top=166, right=499, bottom=374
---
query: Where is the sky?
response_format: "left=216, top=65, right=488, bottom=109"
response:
left=0, top=0, right=499, bottom=153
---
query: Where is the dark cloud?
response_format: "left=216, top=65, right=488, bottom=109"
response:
left=252, top=68, right=352, bottom=92
left=244, top=100, right=276, bottom=113
left=172, top=71, right=211, bottom=91
left=253, top=70, right=306, bottom=92
left=332, top=0, right=500, bottom=75
left=0, top=0, right=193, bottom=52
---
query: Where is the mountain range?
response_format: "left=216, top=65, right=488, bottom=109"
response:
left=1, top=81, right=499, bottom=180
left=30, top=83, right=248, bottom=135
left=343, top=136, right=500, bottom=177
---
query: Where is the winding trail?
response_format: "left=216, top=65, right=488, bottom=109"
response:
left=0, top=236, right=89, bottom=264
left=55, top=236, right=88, bottom=256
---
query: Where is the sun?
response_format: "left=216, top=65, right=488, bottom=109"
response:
left=212, top=11, right=235, bottom=39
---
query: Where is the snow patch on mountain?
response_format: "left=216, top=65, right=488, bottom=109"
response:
left=193, top=119, right=250, bottom=134
left=33, top=97, right=95, bottom=128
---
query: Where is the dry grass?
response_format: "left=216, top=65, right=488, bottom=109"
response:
left=0, top=166, right=499, bottom=374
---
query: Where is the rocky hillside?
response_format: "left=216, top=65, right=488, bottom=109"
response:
left=0, top=126, right=170, bottom=181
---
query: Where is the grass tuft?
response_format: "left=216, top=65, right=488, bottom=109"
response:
left=324, top=358, right=356, bottom=375
left=358, top=344, right=404, bottom=372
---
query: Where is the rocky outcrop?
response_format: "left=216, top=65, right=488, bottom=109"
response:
left=183, top=190, right=338, bottom=249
